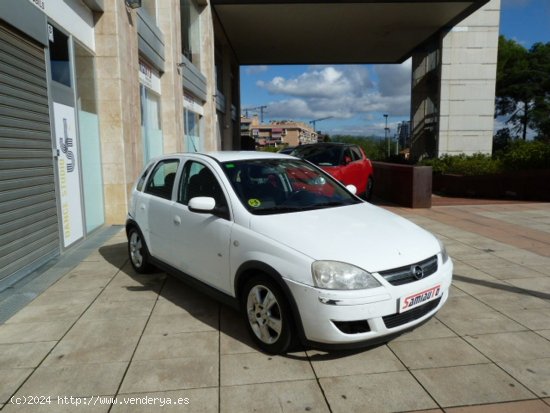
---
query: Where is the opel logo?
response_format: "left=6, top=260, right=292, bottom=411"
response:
left=412, top=265, right=424, bottom=280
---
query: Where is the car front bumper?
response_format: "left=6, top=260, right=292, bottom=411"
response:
left=284, top=258, right=453, bottom=346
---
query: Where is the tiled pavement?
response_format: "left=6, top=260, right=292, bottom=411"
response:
left=1, top=202, right=550, bottom=412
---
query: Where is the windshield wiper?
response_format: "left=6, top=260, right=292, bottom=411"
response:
left=253, top=205, right=304, bottom=214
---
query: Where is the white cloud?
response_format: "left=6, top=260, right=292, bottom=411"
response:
left=257, top=63, right=411, bottom=121
left=244, top=65, right=269, bottom=75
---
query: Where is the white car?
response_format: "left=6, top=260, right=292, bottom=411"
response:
left=127, top=151, right=453, bottom=354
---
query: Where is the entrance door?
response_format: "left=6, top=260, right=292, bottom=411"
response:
left=48, top=23, right=84, bottom=248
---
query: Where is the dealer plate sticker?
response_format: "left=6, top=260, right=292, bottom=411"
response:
left=399, top=285, right=441, bottom=313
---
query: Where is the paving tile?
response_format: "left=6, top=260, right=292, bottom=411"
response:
left=14, top=362, right=126, bottom=398
left=42, top=333, right=141, bottom=366
left=474, top=291, right=550, bottom=313
left=412, top=364, right=534, bottom=408
left=444, top=399, right=550, bottom=413
left=498, top=358, right=550, bottom=397
left=133, top=331, right=219, bottom=361
left=506, top=278, right=550, bottom=295
left=219, top=307, right=257, bottom=355
left=81, top=297, right=156, bottom=320
left=2, top=399, right=110, bottom=413
left=68, top=260, right=122, bottom=276
left=220, top=352, right=314, bottom=386
left=220, top=380, right=329, bottom=413
left=320, top=371, right=437, bottom=412
left=46, top=273, right=113, bottom=293
left=389, top=337, right=489, bottom=369
left=5, top=301, right=87, bottom=324
left=437, top=310, right=526, bottom=336
left=0, top=368, right=33, bottom=404
left=29, top=290, right=101, bottom=307
left=394, top=317, right=458, bottom=342
left=144, top=310, right=219, bottom=336
left=464, top=332, right=550, bottom=361
left=120, top=357, right=218, bottom=394
left=0, top=320, right=73, bottom=344
left=436, top=296, right=495, bottom=318
left=63, top=316, right=148, bottom=341
left=308, top=345, right=405, bottom=378
left=501, top=308, right=550, bottom=330
left=537, top=330, right=550, bottom=340
left=0, top=341, right=56, bottom=368
left=112, top=388, right=218, bottom=413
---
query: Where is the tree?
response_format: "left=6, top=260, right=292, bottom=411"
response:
left=495, top=36, right=550, bottom=141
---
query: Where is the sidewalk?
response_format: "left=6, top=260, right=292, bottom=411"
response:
left=1, top=201, right=550, bottom=412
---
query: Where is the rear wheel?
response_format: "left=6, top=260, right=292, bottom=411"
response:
left=127, top=227, right=153, bottom=273
left=242, top=275, right=293, bottom=354
left=364, top=176, right=374, bottom=201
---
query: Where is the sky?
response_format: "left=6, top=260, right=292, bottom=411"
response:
left=240, top=0, right=550, bottom=138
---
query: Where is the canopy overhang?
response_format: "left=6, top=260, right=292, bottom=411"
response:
left=212, top=0, right=490, bottom=65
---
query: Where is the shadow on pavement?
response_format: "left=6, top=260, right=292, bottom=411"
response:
left=454, top=274, right=550, bottom=300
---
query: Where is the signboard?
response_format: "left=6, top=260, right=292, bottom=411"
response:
left=139, top=59, right=161, bottom=94
left=53, top=102, right=84, bottom=247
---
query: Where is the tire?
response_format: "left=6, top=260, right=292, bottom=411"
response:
left=242, top=275, right=294, bottom=354
left=127, top=227, right=153, bottom=273
left=364, top=176, right=374, bottom=201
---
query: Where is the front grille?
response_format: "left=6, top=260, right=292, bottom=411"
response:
left=333, top=320, right=371, bottom=334
left=383, top=296, right=441, bottom=329
left=379, top=255, right=438, bottom=286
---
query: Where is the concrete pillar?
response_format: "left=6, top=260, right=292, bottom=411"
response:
left=158, top=0, right=185, bottom=154
left=94, top=3, right=142, bottom=224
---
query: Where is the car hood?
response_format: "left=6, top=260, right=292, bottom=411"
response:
left=249, top=203, right=440, bottom=273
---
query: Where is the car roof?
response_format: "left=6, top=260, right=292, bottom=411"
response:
left=164, top=151, right=295, bottom=163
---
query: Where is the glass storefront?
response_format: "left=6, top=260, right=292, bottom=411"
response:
left=74, top=42, right=105, bottom=233
left=139, top=60, right=164, bottom=162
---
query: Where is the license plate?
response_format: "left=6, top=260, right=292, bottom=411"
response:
left=399, top=285, right=441, bottom=313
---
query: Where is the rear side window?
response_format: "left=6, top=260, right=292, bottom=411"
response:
left=144, top=159, right=180, bottom=200
left=350, top=146, right=363, bottom=161
left=136, top=162, right=154, bottom=191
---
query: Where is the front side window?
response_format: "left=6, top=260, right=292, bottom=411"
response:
left=222, top=159, right=360, bottom=215
left=144, top=159, right=180, bottom=200
left=350, top=146, right=363, bottom=161
left=179, top=161, right=228, bottom=209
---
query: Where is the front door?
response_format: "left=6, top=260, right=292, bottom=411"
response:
left=169, top=160, right=233, bottom=293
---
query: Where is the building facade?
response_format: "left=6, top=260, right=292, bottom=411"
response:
left=243, top=116, right=318, bottom=148
left=0, top=0, right=239, bottom=289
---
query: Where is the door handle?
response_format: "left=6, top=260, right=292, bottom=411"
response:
left=140, top=204, right=146, bottom=211
left=173, top=216, right=181, bottom=225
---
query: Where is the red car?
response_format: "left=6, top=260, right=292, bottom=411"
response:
left=291, top=143, right=374, bottom=200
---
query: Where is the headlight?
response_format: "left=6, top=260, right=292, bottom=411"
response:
left=312, top=261, right=381, bottom=290
left=438, top=239, right=449, bottom=264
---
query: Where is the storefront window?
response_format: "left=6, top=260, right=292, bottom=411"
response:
left=185, top=108, right=202, bottom=152
left=140, top=84, right=163, bottom=162
left=181, top=0, right=201, bottom=68
left=74, top=42, right=104, bottom=233
left=48, top=25, right=71, bottom=87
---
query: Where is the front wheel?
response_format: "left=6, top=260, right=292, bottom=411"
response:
left=242, top=275, right=293, bottom=354
left=127, top=227, right=153, bottom=273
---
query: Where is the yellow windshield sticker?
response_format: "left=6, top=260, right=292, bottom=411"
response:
left=248, top=199, right=261, bottom=208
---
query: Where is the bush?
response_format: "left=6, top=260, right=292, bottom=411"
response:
left=419, top=141, right=550, bottom=175
left=420, top=153, right=503, bottom=176
left=499, top=140, right=550, bottom=170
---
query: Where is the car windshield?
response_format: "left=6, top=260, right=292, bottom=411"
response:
left=291, top=145, right=342, bottom=166
left=221, top=159, right=361, bottom=215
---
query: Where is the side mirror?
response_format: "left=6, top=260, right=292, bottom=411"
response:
left=343, top=155, right=352, bottom=165
left=188, top=197, right=216, bottom=213
left=346, top=184, right=357, bottom=195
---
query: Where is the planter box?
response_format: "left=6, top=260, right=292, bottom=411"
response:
left=433, top=169, right=550, bottom=200
left=372, top=162, right=432, bottom=208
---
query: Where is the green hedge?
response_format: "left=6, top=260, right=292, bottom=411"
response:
left=420, top=141, right=550, bottom=175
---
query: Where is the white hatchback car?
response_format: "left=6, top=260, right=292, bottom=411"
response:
left=127, top=151, right=453, bottom=354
